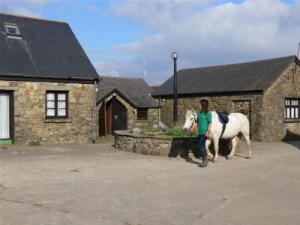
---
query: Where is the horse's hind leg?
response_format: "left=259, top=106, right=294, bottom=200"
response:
left=244, top=135, right=252, bottom=159
left=205, top=139, right=213, bottom=160
left=227, top=136, right=237, bottom=160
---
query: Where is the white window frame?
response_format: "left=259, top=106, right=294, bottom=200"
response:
left=4, top=23, right=21, bottom=39
left=285, top=98, right=300, bottom=121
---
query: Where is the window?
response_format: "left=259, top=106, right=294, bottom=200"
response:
left=285, top=98, right=299, bottom=120
left=46, top=92, right=68, bottom=118
left=137, top=108, right=148, bottom=121
left=4, top=23, right=21, bottom=38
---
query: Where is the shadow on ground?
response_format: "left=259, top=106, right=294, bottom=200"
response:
left=169, top=138, right=235, bottom=163
left=282, top=130, right=300, bottom=150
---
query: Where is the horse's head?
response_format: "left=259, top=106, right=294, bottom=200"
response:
left=183, top=109, right=197, bottom=131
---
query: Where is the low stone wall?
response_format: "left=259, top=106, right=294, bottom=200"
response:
left=114, top=130, right=172, bottom=156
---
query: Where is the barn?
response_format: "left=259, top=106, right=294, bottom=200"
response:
left=96, top=77, right=159, bottom=136
left=0, top=14, right=99, bottom=145
left=152, top=55, right=300, bottom=141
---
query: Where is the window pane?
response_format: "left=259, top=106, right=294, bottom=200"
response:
left=47, top=93, right=55, bottom=101
left=58, top=101, right=66, bottom=109
left=287, top=108, right=290, bottom=119
left=58, top=109, right=66, bottom=116
left=291, top=108, right=295, bottom=119
left=284, top=108, right=286, bottom=118
left=47, top=101, right=55, bottom=108
left=295, top=108, right=299, bottom=119
left=58, top=93, right=66, bottom=101
left=137, top=108, right=148, bottom=120
left=47, top=109, right=55, bottom=116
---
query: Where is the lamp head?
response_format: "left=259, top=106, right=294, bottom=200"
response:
left=171, top=51, right=178, bottom=60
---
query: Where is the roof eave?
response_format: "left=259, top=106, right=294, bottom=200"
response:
left=152, top=90, right=265, bottom=98
left=0, top=73, right=100, bottom=82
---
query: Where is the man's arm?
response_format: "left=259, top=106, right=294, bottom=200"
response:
left=206, top=123, right=212, bottom=137
left=206, top=112, right=212, bottom=137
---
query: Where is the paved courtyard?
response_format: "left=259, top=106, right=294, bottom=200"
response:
left=1, top=141, right=300, bottom=225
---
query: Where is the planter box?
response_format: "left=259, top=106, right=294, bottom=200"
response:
left=114, top=130, right=201, bottom=157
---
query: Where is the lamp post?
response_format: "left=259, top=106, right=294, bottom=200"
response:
left=172, top=51, right=178, bottom=126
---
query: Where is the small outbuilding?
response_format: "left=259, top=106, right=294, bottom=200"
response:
left=0, top=14, right=99, bottom=145
left=153, top=55, right=300, bottom=141
left=96, top=76, right=159, bottom=136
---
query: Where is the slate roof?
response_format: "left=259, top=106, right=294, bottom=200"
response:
left=0, top=13, right=99, bottom=81
left=97, top=76, right=159, bottom=108
left=150, top=85, right=161, bottom=94
left=153, top=55, right=298, bottom=97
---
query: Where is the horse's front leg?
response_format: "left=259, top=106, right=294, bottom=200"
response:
left=213, top=136, right=220, bottom=162
left=205, top=138, right=213, bottom=160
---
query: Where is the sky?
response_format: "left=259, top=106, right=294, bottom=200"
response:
left=0, top=0, right=300, bottom=85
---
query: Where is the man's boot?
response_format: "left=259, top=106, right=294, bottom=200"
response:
left=199, top=149, right=208, bottom=167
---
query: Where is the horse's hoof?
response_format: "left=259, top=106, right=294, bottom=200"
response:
left=226, top=156, right=233, bottom=160
left=176, top=156, right=183, bottom=161
left=247, top=155, right=252, bottom=159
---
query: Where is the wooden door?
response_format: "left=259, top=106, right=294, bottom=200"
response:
left=112, top=98, right=127, bottom=132
left=99, top=103, right=105, bottom=136
left=106, top=100, right=112, bottom=135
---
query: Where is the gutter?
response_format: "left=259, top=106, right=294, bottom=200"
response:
left=0, top=73, right=100, bottom=82
left=152, top=90, right=265, bottom=98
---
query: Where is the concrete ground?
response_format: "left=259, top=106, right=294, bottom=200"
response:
left=0, top=141, right=300, bottom=225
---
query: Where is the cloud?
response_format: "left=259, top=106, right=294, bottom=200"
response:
left=9, top=8, right=42, bottom=18
left=0, top=0, right=51, bottom=18
left=98, top=0, right=300, bottom=84
left=86, top=3, right=100, bottom=13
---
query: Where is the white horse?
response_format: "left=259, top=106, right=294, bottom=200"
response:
left=183, top=109, right=252, bottom=161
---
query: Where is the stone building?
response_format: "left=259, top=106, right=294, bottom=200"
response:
left=153, top=55, right=300, bottom=141
left=0, top=14, right=99, bottom=145
left=96, top=76, right=159, bottom=136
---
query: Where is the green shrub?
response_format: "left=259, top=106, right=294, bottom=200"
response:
left=28, top=140, right=41, bottom=146
left=164, top=127, right=198, bottom=137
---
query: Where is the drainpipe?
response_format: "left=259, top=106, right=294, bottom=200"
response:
left=92, top=79, right=98, bottom=144
left=158, top=97, right=161, bottom=127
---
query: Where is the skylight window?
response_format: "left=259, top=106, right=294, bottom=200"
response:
left=4, top=23, right=21, bottom=39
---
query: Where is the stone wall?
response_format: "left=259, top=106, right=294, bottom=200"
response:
left=160, top=94, right=263, bottom=141
left=114, top=130, right=172, bottom=156
left=133, top=108, right=159, bottom=129
left=261, top=62, right=300, bottom=141
left=0, top=80, right=95, bottom=144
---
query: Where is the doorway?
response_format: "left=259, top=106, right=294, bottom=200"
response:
left=0, top=91, right=13, bottom=144
left=99, top=97, right=128, bottom=136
